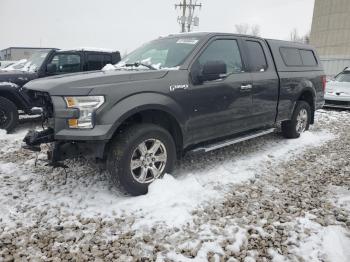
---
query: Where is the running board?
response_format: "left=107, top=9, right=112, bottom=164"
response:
left=189, top=128, right=275, bottom=154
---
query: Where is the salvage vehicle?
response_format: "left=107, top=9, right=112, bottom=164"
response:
left=324, top=67, right=350, bottom=109
left=23, top=33, right=325, bottom=195
left=0, top=48, right=121, bottom=132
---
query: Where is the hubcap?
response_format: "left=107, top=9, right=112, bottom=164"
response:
left=0, top=109, right=8, bottom=127
left=296, top=109, right=308, bottom=134
left=130, top=139, right=167, bottom=184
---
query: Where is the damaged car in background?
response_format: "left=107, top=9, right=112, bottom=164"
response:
left=0, top=48, right=121, bottom=132
left=324, top=67, right=350, bottom=109
left=23, top=32, right=325, bottom=196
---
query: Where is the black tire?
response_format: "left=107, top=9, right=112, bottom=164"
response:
left=107, top=123, right=176, bottom=196
left=0, top=96, right=19, bottom=133
left=281, top=101, right=311, bottom=139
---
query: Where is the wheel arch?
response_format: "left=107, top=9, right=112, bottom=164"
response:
left=0, top=86, right=28, bottom=111
left=102, top=93, right=187, bottom=156
left=296, top=87, right=316, bottom=124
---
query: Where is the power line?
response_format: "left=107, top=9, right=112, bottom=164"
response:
left=175, top=0, right=202, bottom=33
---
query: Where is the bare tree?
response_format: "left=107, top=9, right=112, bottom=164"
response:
left=235, top=23, right=250, bottom=35
left=290, top=28, right=310, bottom=44
left=290, top=28, right=300, bottom=42
left=234, top=23, right=261, bottom=36
left=250, top=25, right=261, bottom=37
left=303, top=30, right=311, bottom=44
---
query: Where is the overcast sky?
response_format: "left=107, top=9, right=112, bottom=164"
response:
left=0, top=0, right=315, bottom=53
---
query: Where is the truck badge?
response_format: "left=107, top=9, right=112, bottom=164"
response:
left=170, top=84, right=189, bottom=92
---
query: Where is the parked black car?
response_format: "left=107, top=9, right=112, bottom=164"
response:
left=24, top=33, right=325, bottom=195
left=0, top=48, right=121, bottom=131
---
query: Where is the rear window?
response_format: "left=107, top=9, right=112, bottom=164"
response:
left=300, top=50, right=317, bottom=66
left=280, top=47, right=318, bottom=67
left=280, top=47, right=302, bottom=66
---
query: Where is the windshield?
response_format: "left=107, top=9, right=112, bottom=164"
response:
left=335, top=72, right=350, bottom=83
left=117, top=37, right=201, bottom=70
left=2, top=51, right=50, bottom=72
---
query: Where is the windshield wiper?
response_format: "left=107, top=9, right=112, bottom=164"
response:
left=124, top=62, right=157, bottom=70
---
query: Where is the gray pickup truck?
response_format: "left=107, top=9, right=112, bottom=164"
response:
left=24, top=32, right=325, bottom=195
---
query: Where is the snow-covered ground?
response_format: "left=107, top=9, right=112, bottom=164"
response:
left=0, top=110, right=349, bottom=261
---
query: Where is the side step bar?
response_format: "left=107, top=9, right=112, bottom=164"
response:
left=189, top=128, right=275, bottom=154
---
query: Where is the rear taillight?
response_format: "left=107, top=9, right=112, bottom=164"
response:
left=321, top=75, right=327, bottom=93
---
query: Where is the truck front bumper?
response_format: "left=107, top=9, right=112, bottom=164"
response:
left=324, top=94, right=350, bottom=109
left=23, top=129, right=107, bottom=163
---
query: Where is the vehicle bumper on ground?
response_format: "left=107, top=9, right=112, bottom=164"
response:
left=23, top=128, right=107, bottom=163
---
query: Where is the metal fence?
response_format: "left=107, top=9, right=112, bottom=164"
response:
left=320, top=57, right=350, bottom=76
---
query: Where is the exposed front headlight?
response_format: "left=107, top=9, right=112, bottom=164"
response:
left=64, top=96, right=104, bottom=129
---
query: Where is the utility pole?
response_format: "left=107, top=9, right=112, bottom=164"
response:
left=175, top=0, right=202, bottom=33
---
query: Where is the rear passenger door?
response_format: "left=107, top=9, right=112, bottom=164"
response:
left=244, top=39, right=279, bottom=127
left=86, top=53, right=113, bottom=71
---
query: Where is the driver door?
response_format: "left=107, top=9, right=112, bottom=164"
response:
left=183, top=38, right=254, bottom=144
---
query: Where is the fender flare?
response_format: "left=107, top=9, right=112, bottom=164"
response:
left=289, top=84, right=317, bottom=121
left=100, top=92, right=187, bottom=140
left=0, top=84, right=31, bottom=111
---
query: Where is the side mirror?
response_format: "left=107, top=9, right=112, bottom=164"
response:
left=46, top=63, right=57, bottom=74
left=202, top=60, right=227, bottom=81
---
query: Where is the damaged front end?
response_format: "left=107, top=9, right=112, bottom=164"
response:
left=23, top=91, right=107, bottom=167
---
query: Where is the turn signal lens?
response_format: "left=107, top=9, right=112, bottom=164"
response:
left=68, top=119, right=79, bottom=129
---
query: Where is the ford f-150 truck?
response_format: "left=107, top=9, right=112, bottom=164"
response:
left=23, top=32, right=325, bottom=195
left=0, top=48, right=121, bottom=132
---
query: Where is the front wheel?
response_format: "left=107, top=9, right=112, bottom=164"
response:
left=281, top=101, right=311, bottom=139
left=0, top=96, right=19, bottom=133
left=107, top=124, right=176, bottom=196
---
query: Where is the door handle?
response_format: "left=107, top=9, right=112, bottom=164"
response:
left=240, top=84, right=253, bottom=90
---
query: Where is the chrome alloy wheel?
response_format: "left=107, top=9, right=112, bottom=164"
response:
left=130, top=139, right=167, bottom=184
left=296, top=108, right=308, bottom=134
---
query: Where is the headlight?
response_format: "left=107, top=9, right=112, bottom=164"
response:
left=64, top=96, right=104, bottom=129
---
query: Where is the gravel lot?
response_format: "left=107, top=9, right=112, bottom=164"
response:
left=0, top=109, right=349, bottom=262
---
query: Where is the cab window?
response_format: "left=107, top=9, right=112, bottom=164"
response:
left=50, top=54, right=81, bottom=73
left=197, top=39, right=243, bottom=74
left=87, top=54, right=103, bottom=70
left=246, top=41, right=268, bottom=72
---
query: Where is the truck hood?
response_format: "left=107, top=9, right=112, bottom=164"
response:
left=24, top=69, right=169, bottom=96
left=326, top=81, right=350, bottom=95
left=0, top=70, right=37, bottom=87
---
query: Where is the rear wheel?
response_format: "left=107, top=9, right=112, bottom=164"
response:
left=107, top=124, right=176, bottom=196
left=281, top=101, right=311, bottom=139
left=0, top=96, right=19, bottom=133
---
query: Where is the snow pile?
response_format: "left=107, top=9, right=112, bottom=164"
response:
left=102, top=63, right=116, bottom=71
left=330, top=185, right=350, bottom=211
left=291, top=215, right=350, bottom=262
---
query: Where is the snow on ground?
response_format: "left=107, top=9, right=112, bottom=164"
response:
left=0, top=129, right=333, bottom=229
left=290, top=215, right=350, bottom=262
left=0, top=109, right=350, bottom=261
